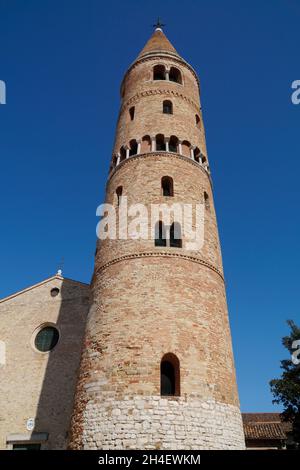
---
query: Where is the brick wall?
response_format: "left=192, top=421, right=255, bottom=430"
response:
left=0, top=276, right=90, bottom=449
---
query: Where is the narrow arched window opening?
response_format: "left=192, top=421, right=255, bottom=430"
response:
left=155, top=221, right=167, bottom=247
left=129, top=139, right=138, bottom=156
left=169, top=135, right=178, bottom=153
left=156, top=134, right=166, bottom=151
left=141, top=135, right=151, bottom=153
left=161, top=176, right=174, bottom=197
left=160, top=353, right=180, bottom=396
left=129, top=106, right=135, bottom=121
left=169, top=67, right=182, bottom=84
left=170, top=222, right=182, bottom=248
left=116, top=186, right=123, bottom=206
left=194, top=147, right=201, bottom=163
left=181, top=140, right=191, bottom=158
left=204, top=191, right=210, bottom=210
left=153, top=65, right=166, bottom=80
left=163, top=100, right=173, bottom=114
left=120, top=146, right=126, bottom=162
left=196, top=114, right=201, bottom=128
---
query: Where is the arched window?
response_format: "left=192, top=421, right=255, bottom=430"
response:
left=170, top=222, right=182, bottom=248
left=169, top=67, right=182, bottom=84
left=129, top=106, right=135, bottom=121
left=153, top=65, right=166, bottom=80
left=154, top=221, right=167, bottom=247
left=129, top=139, right=138, bottom=156
left=161, top=176, right=174, bottom=197
left=194, top=147, right=201, bottom=163
left=160, top=353, right=180, bottom=396
left=169, top=135, right=178, bottom=153
left=120, top=146, right=126, bottom=162
left=116, top=186, right=123, bottom=206
left=202, top=156, right=207, bottom=165
left=181, top=140, right=191, bottom=158
left=204, top=191, right=210, bottom=210
left=141, top=135, right=151, bottom=153
left=156, top=134, right=166, bottom=151
left=195, top=114, right=201, bottom=128
left=163, top=100, right=173, bottom=114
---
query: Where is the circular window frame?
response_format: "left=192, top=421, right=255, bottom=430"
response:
left=50, top=287, right=60, bottom=297
left=31, top=323, right=60, bottom=355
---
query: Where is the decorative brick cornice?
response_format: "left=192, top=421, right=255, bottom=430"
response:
left=94, top=252, right=224, bottom=281
left=122, top=88, right=201, bottom=115
left=108, top=152, right=213, bottom=190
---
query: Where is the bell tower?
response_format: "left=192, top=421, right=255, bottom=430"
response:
left=69, top=26, right=245, bottom=450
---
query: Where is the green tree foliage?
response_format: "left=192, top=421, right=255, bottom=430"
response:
left=270, top=320, right=300, bottom=448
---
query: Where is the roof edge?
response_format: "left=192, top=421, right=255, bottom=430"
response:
left=0, top=274, right=90, bottom=304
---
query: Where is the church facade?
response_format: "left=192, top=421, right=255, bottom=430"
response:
left=0, top=273, right=90, bottom=449
left=0, top=27, right=245, bottom=450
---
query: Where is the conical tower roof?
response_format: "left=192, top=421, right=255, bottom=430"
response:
left=137, top=27, right=180, bottom=59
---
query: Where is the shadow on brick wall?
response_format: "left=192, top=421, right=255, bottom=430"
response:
left=33, top=279, right=90, bottom=449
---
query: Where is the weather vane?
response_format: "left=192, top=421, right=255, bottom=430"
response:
left=153, top=17, right=165, bottom=30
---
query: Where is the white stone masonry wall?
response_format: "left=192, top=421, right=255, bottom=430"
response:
left=81, top=396, right=245, bottom=450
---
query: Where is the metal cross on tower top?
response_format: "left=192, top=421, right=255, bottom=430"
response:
left=153, top=17, right=165, bottom=30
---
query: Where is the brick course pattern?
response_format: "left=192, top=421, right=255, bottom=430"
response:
left=69, top=28, right=245, bottom=449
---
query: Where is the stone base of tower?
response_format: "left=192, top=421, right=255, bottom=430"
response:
left=70, top=396, right=245, bottom=450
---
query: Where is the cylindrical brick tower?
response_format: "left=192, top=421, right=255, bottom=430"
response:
left=69, top=27, right=245, bottom=450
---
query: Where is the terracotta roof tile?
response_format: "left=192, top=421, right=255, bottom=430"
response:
left=242, top=413, right=292, bottom=440
left=244, top=422, right=286, bottom=440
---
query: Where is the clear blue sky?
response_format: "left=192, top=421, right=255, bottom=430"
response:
left=1, top=0, right=299, bottom=412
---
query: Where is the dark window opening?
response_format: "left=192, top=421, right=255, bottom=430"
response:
left=156, top=134, right=166, bottom=151
left=160, top=353, right=180, bottom=396
left=35, top=326, right=59, bottom=352
left=120, top=146, right=126, bottom=162
left=153, top=65, right=166, bottom=80
left=169, top=136, right=178, bottom=153
left=161, top=176, right=174, bottom=197
left=170, top=222, right=182, bottom=248
left=161, top=361, right=175, bottom=395
left=129, top=107, right=135, bottom=121
left=155, top=221, right=167, bottom=247
left=196, top=114, right=201, bottom=127
left=169, top=67, right=182, bottom=84
left=194, top=147, right=201, bottom=163
left=163, top=100, right=173, bottom=114
left=204, top=191, right=210, bottom=210
left=50, top=288, right=59, bottom=297
left=116, top=186, right=123, bottom=206
left=129, top=140, right=138, bottom=156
